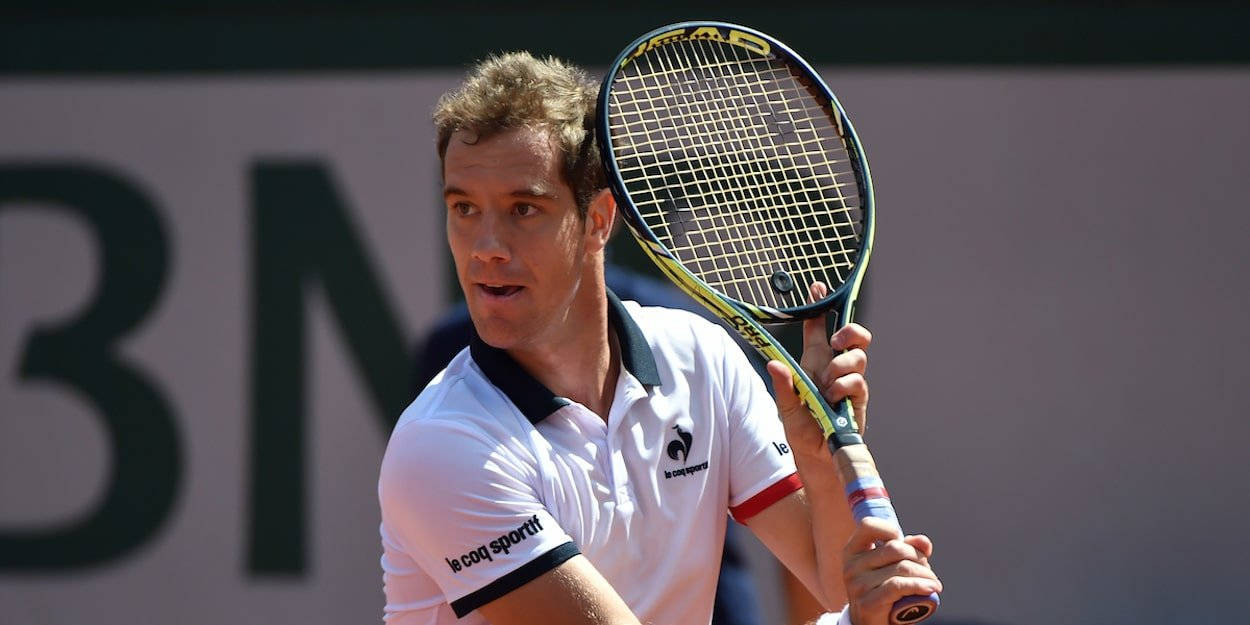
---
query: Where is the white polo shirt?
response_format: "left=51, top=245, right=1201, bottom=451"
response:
left=379, top=292, right=801, bottom=625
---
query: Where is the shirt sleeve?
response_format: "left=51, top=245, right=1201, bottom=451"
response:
left=815, top=608, right=853, bottom=625
left=379, top=418, right=579, bottom=617
left=713, top=326, right=803, bottom=522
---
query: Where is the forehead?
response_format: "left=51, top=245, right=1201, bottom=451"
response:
left=443, top=126, right=564, bottom=192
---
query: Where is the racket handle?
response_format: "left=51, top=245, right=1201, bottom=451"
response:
left=833, top=441, right=940, bottom=625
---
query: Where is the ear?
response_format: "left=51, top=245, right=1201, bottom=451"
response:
left=584, top=188, right=617, bottom=253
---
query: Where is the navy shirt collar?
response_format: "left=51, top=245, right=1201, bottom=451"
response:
left=469, top=290, right=661, bottom=423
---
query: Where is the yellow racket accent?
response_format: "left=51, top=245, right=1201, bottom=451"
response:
left=629, top=232, right=841, bottom=438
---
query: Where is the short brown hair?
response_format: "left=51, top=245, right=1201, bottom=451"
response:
left=434, top=52, right=605, bottom=216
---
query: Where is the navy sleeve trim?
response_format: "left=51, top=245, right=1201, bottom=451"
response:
left=449, top=541, right=581, bottom=618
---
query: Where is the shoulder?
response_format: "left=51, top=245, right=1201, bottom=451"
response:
left=624, top=300, right=739, bottom=364
left=383, top=352, right=536, bottom=491
left=394, top=349, right=517, bottom=434
left=623, top=299, right=731, bottom=347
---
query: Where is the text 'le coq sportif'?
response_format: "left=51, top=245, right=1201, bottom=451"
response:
left=444, top=515, right=546, bottom=573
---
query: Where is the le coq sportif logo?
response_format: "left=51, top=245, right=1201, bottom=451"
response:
left=666, top=424, right=692, bottom=463
left=663, top=424, right=709, bottom=480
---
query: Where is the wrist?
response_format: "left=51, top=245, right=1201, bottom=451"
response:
left=793, top=451, right=841, bottom=486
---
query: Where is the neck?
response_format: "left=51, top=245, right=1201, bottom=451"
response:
left=508, top=275, right=620, bottom=421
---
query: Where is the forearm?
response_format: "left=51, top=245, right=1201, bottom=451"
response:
left=745, top=477, right=849, bottom=613
left=793, top=452, right=855, bottom=610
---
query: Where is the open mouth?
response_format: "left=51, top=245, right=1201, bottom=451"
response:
left=478, top=284, right=524, bottom=297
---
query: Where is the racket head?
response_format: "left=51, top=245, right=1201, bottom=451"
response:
left=598, top=21, right=876, bottom=324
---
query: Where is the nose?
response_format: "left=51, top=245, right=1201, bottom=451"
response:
left=470, top=212, right=510, bottom=264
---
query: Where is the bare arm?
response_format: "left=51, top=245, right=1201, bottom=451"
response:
left=476, top=555, right=641, bottom=625
left=753, top=302, right=942, bottom=625
left=750, top=315, right=874, bottom=611
left=746, top=479, right=854, bottom=612
left=753, top=490, right=942, bottom=625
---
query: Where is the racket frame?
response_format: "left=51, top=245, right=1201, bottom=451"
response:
left=597, top=20, right=876, bottom=447
left=598, top=22, right=940, bottom=624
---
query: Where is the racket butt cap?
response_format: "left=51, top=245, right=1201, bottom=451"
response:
left=890, top=593, right=939, bottom=625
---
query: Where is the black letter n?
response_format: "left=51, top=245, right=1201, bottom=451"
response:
left=248, top=161, right=412, bottom=575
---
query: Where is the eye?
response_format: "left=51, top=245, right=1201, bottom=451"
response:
left=514, top=203, right=538, bottom=217
left=450, top=201, right=476, bottom=216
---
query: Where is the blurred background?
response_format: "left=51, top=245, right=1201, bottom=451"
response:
left=2, top=2, right=1249, bottom=624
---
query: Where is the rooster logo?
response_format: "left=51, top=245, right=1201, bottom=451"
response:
left=666, top=425, right=693, bottom=463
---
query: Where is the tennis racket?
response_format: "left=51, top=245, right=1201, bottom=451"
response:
left=597, top=21, right=938, bottom=624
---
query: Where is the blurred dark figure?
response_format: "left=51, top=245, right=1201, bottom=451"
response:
left=412, top=264, right=764, bottom=625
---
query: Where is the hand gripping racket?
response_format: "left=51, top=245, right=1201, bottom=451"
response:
left=597, top=22, right=938, bottom=624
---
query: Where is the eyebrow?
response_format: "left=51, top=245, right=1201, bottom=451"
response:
left=442, top=185, right=560, bottom=200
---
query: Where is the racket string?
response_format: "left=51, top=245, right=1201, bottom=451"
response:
left=696, top=36, right=846, bottom=306
left=607, top=37, right=864, bottom=309
left=766, top=51, right=860, bottom=288
left=619, top=48, right=774, bottom=306
left=713, top=38, right=854, bottom=295
left=654, top=40, right=782, bottom=307
left=678, top=38, right=794, bottom=308
left=620, top=43, right=785, bottom=307
left=676, top=37, right=825, bottom=309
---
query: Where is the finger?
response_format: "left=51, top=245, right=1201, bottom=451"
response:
left=766, top=360, right=803, bottom=415
left=823, top=372, right=868, bottom=407
left=801, top=282, right=832, bottom=362
left=844, top=517, right=902, bottom=556
left=852, top=538, right=926, bottom=574
left=821, top=349, right=868, bottom=385
left=903, top=534, right=934, bottom=560
left=856, top=574, right=943, bottom=611
left=819, top=349, right=869, bottom=434
left=845, top=560, right=942, bottom=602
left=831, top=322, right=872, bottom=352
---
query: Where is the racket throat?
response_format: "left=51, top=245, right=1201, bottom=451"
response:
left=828, top=431, right=864, bottom=451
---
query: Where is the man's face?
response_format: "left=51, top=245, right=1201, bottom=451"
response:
left=443, top=126, right=591, bottom=351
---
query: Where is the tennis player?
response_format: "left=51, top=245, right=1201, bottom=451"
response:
left=378, top=52, right=941, bottom=625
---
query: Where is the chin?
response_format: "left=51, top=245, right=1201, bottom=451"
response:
left=469, top=315, right=524, bottom=350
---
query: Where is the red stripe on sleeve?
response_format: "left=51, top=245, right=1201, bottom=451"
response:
left=730, top=472, right=803, bottom=524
